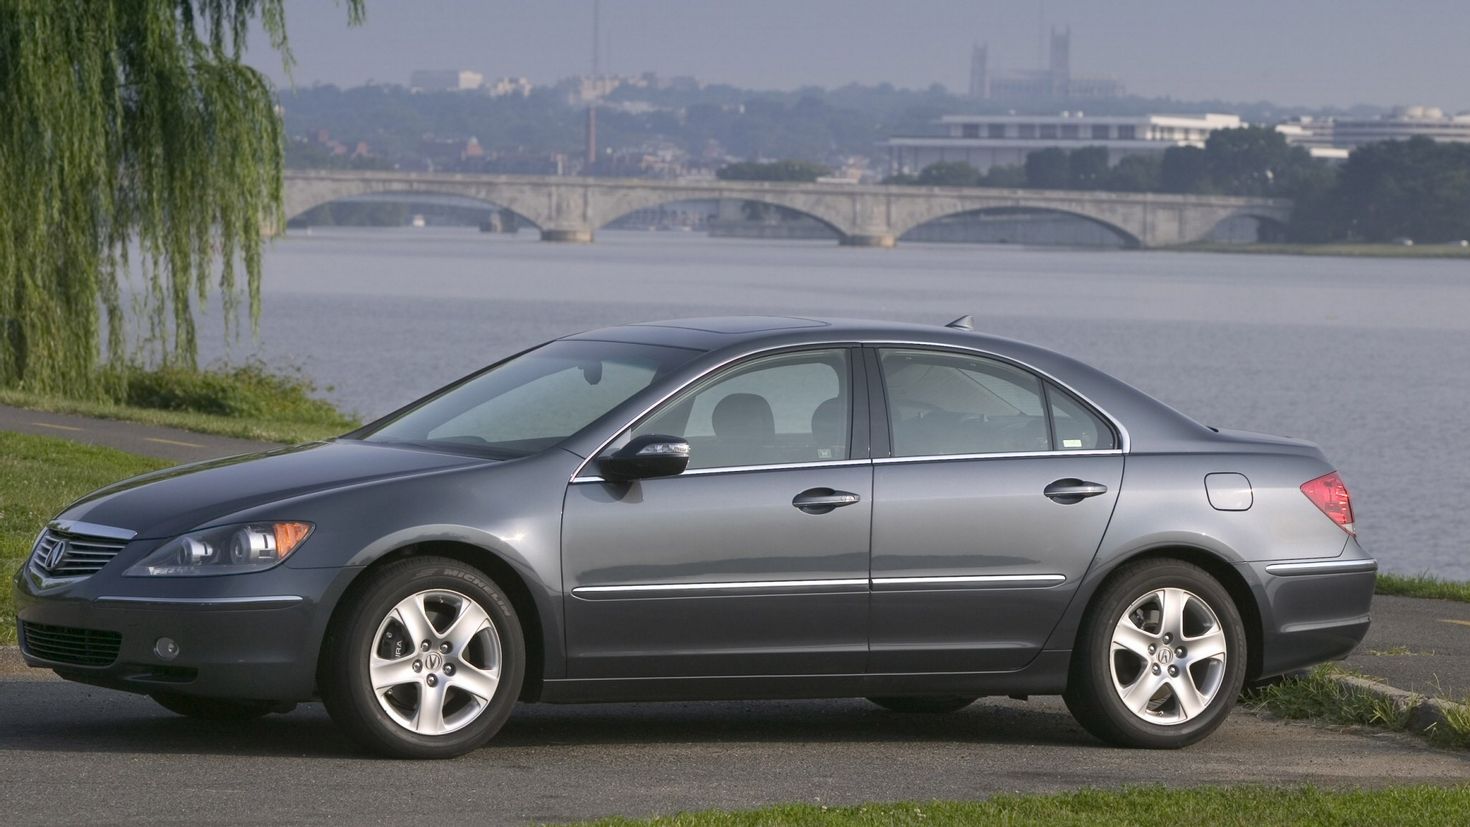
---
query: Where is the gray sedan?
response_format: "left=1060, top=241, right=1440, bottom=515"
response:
left=13, top=316, right=1375, bottom=758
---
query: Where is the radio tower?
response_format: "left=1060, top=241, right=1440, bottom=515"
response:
left=585, top=0, right=600, bottom=174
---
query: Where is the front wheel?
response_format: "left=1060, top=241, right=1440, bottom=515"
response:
left=1064, top=559, right=1246, bottom=749
left=320, top=556, right=525, bottom=759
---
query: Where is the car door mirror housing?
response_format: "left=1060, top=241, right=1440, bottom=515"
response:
left=599, top=434, right=691, bottom=481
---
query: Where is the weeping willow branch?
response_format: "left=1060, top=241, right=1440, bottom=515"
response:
left=0, top=0, right=363, bottom=395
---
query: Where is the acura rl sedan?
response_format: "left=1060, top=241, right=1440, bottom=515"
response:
left=13, top=316, right=1375, bottom=758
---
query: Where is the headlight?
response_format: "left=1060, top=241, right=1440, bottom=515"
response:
left=125, top=522, right=313, bottom=577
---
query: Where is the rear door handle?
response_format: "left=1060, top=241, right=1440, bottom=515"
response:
left=1044, top=479, right=1109, bottom=504
left=792, top=488, right=862, bottom=514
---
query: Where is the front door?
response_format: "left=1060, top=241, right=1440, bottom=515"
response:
left=867, top=347, right=1124, bottom=673
left=562, top=347, right=873, bottom=678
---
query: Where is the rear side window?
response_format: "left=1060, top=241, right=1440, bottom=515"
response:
left=879, top=349, right=1049, bottom=456
left=1048, top=384, right=1117, bottom=450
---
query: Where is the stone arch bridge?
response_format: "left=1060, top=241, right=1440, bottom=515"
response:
left=283, top=170, right=1291, bottom=248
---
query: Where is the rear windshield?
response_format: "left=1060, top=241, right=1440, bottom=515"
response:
left=356, top=340, right=701, bottom=458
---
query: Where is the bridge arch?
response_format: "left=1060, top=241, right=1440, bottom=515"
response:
left=283, top=179, right=544, bottom=230
left=886, top=193, right=1149, bottom=249
left=589, top=192, right=846, bottom=238
left=1206, top=209, right=1290, bottom=243
left=897, top=205, right=1144, bottom=248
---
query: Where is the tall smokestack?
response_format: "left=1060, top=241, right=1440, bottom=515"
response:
left=586, top=0, right=600, bottom=174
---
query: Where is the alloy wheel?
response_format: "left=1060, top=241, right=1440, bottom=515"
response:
left=1107, top=587, right=1228, bottom=725
left=369, top=589, right=503, bottom=736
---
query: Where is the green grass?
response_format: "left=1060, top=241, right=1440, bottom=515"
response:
left=1376, top=573, right=1470, bottom=603
left=0, top=388, right=353, bottom=444
left=1245, top=665, right=1470, bottom=750
left=0, top=360, right=360, bottom=445
left=1245, top=665, right=1410, bottom=730
left=575, top=786, right=1470, bottom=826
left=0, top=432, right=168, bottom=644
left=1169, top=242, right=1470, bottom=258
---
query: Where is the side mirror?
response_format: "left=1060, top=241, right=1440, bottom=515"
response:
left=599, top=434, right=691, bottom=482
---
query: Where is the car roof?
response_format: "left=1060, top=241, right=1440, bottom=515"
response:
left=562, top=316, right=1222, bottom=454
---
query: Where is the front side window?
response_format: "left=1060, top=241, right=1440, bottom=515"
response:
left=359, top=340, right=700, bottom=458
left=619, top=349, right=851, bottom=470
left=879, top=349, right=1049, bottom=457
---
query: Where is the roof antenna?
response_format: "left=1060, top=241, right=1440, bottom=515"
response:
left=945, top=314, right=975, bottom=331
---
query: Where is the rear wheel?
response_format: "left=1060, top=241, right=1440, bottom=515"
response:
left=1064, top=559, right=1246, bottom=749
left=151, top=692, right=287, bottom=721
left=320, top=556, right=525, bottom=759
left=867, top=696, right=977, bottom=714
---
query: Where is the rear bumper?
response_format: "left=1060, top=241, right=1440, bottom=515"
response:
left=1241, top=540, right=1377, bottom=678
left=13, top=564, right=356, bottom=701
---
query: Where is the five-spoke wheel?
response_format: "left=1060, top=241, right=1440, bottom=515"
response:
left=321, top=556, right=524, bottom=758
left=1065, top=559, right=1246, bottom=748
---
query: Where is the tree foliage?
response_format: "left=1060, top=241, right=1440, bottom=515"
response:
left=0, top=0, right=361, bottom=394
left=716, top=160, right=831, bottom=182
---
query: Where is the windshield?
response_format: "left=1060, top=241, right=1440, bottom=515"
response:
left=357, top=340, right=702, bottom=458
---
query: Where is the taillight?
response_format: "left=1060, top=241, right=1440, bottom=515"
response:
left=1300, top=471, right=1355, bottom=535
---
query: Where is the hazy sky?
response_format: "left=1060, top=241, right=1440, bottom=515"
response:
left=248, top=1, right=1470, bottom=111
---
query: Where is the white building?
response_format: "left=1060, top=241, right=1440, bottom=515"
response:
left=1328, top=106, right=1470, bottom=149
left=485, top=76, right=534, bottom=98
left=409, top=69, right=484, bottom=92
left=883, top=112, right=1243, bottom=175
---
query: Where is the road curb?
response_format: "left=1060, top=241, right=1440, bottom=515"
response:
left=1328, top=673, right=1469, bottom=736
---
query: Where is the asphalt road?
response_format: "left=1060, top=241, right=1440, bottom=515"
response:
left=0, top=404, right=279, bottom=463
left=1, top=667, right=1468, bottom=826
left=1344, top=595, right=1470, bottom=700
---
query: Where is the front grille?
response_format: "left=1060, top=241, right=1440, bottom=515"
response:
left=20, top=621, right=122, bottom=667
left=30, top=528, right=128, bottom=578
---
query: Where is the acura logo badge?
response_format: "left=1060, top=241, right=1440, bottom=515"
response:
left=43, top=540, right=67, bottom=572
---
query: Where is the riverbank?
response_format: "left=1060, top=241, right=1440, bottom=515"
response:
left=1167, top=241, right=1470, bottom=258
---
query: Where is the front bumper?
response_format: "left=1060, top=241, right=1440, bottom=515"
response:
left=13, top=560, right=358, bottom=701
left=1240, top=537, right=1377, bottom=678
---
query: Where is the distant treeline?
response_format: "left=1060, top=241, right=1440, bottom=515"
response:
left=876, top=129, right=1470, bottom=244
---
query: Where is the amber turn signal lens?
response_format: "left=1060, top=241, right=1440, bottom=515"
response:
left=272, top=521, right=314, bottom=559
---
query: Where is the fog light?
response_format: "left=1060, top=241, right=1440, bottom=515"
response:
left=154, top=637, right=180, bottom=661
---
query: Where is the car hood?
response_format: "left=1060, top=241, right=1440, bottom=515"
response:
left=57, top=439, right=494, bottom=540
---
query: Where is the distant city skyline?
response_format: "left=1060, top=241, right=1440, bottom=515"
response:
left=249, top=1, right=1470, bottom=111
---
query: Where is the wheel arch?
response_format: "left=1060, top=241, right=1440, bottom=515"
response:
left=1059, top=544, right=1266, bottom=683
left=317, top=539, right=552, bottom=702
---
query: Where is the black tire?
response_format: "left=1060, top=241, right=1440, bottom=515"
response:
left=867, top=696, right=978, bottom=714
left=151, top=692, right=284, bottom=721
left=1063, top=559, right=1246, bottom=749
left=319, top=556, right=525, bottom=759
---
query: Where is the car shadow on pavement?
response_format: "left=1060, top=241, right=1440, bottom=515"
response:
left=0, top=680, right=1096, bottom=758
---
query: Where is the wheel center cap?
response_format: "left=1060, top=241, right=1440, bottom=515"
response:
left=1156, top=647, right=1174, bottom=665
left=425, top=651, right=443, bottom=672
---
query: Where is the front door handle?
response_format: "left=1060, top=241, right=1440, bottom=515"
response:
left=1044, top=479, right=1109, bottom=505
left=792, top=488, right=862, bottom=515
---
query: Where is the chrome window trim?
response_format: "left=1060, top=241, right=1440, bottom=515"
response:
left=568, top=337, right=1130, bottom=482
left=874, top=449, right=1123, bottom=466
left=572, top=457, right=871, bottom=484
left=94, top=595, right=305, bottom=607
left=1264, top=559, right=1378, bottom=576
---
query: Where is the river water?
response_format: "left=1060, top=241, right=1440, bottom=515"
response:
left=190, top=228, right=1470, bottom=578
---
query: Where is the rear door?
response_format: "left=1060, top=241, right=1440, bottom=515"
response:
left=866, top=346, right=1123, bottom=673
